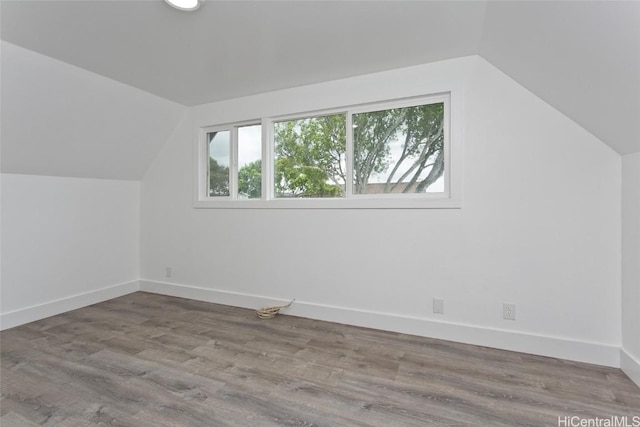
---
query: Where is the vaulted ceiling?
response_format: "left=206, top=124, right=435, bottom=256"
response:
left=2, top=0, right=639, bottom=165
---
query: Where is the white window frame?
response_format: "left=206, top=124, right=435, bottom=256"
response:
left=196, top=120, right=262, bottom=201
left=267, top=110, right=348, bottom=201
left=194, top=92, right=462, bottom=209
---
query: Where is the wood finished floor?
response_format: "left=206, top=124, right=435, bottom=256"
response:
left=1, top=292, right=638, bottom=426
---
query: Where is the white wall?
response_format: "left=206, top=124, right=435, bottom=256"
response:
left=140, top=56, right=622, bottom=367
left=0, top=42, right=185, bottom=330
left=0, top=174, right=140, bottom=329
left=622, top=152, right=640, bottom=385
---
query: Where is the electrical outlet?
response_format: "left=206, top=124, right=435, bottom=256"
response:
left=166, top=267, right=172, bottom=278
left=503, top=303, right=516, bottom=320
left=433, top=298, right=444, bottom=315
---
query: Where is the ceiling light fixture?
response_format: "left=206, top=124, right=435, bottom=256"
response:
left=164, top=0, right=201, bottom=12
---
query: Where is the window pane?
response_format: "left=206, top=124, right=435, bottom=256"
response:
left=352, top=102, right=445, bottom=195
left=208, top=130, right=230, bottom=196
left=237, top=124, right=262, bottom=199
left=274, top=114, right=346, bottom=198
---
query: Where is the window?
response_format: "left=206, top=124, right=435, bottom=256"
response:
left=274, top=114, right=346, bottom=198
left=352, top=102, right=445, bottom=195
left=208, top=130, right=230, bottom=196
left=237, top=125, right=262, bottom=199
left=195, top=93, right=459, bottom=208
left=202, top=123, right=262, bottom=200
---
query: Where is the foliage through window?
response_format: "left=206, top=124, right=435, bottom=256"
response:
left=274, top=114, right=346, bottom=198
left=200, top=94, right=451, bottom=206
left=353, top=103, right=444, bottom=194
left=208, top=130, right=230, bottom=196
left=237, top=125, right=262, bottom=199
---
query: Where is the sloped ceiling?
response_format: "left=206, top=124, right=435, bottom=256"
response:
left=480, top=1, right=640, bottom=156
left=1, top=1, right=638, bottom=181
left=1, top=41, right=187, bottom=180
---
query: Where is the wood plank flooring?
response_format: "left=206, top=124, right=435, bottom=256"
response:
left=1, top=292, right=638, bottom=426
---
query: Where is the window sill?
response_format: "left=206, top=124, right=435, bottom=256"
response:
left=193, top=197, right=462, bottom=209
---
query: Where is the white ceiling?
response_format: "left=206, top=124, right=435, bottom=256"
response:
left=1, top=41, right=186, bottom=180
left=1, top=0, right=639, bottom=155
left=0, top=0, right=487, bottom=106
left=480, top=1, right=640, bottom=156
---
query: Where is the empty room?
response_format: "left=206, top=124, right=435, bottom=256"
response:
left=1, top=0, right=639, bottom=425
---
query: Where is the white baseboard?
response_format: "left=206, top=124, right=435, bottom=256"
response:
left=3, top=279, right=622, bottom=371
left=139, top=280, right=620, bottom=368
left=621, top=348, right=640, bottom=387
left=0, top=280, right=140, bottom=331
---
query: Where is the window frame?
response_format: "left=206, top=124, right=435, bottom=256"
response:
left=269, top=110, right=348, bottom=200
left=197, top=120, right=263, bottom=202
left=347, top=94, right=451, bottom=200
left=194, top=92, right=461, bottom=209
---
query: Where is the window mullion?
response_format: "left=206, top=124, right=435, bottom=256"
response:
left=443, top=98, right=451, bottom=198
left=262, top=118, right=274, bottom=200
left=345, top=112, right=354, bottom=198
left=230, top=127, right=239, bottom=200
left=200, top=129, right=209, bottom=200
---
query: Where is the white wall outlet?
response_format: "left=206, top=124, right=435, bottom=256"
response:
left=166, top=267, right=172, bottom=278
left=503, top=303, right=516, bottom=320
left=433, top=298, right=444, bottom=314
